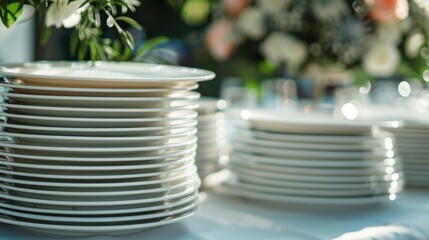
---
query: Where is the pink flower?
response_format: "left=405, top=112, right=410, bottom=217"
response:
left=367, top=0, right=409, bottom=24
left=205, top=20, right=236, bottom=61
left=223, top=0, right=252, bottom=18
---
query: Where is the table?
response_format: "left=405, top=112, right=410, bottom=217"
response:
left=0, top=189, right=428, bottom=240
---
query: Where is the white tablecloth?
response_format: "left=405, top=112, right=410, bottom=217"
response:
left=0, top=189, right=428, bottom=240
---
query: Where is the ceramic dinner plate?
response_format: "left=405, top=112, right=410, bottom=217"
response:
left=219, top=181, right=399, bottom=206
left=0, top=208, right=198, bottom=236
left=0, top=61, right=215, bottom=87
left=1, top=111, right=197, bottom=127
left=0, top=91, right=200, bottom=108
left=234, top=134, right=388, bottom=151
left=0, top=191, right=198, bottom=216
left=1, top=128, right=197, bottom=146
left=229, top=156, right=401, bottom=176
left=0, top=102, right=199, bottom=118
left=233, top=109, right=398, bottom=135
left=233, top=142, right=395, bottom=160
left=0, top=120, right=197, bottom=136
left=0, top=81, right=199, bottom=96
left=225, top=178, right=402, bottom=197
left=0, top=135, right=197, bottom=153
left=236, top=127, right=392, bottom=145
left=231, top=150, right=396, bottom=168
left=0, top=145, right=196, bottom=163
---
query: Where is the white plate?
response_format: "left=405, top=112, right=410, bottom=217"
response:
left=230, top=156, right=400, bottom=176
left=1, top=128, right=197, bottom=146
left=230, top=152, right=396, bottom=168
left=0, top=120, right=197, bottom=136
left=0, top=168, right=197, bottom=190
left=227, top=179, right=402, bottom=197
left=0, top=102, right=198, bottom=118
left=0, top=199, right=197, bottom=224
left=238, top=127, right=392, bottom=145
left=229, top=164, right=402, bottom=183
left=1, top=91, right=200, bottom=108
left=0, top=61, right=215, bottom=85
left=233, top=172, right=401, bottom=190
left=0, top=145, right=196, bottom=163
left=0, top=208, right=197, bottom=236
left=219, top=181, right=399, bottom=205
left=0, top=155, right=194, bottom=176
left=234, top=109, right=397, bottom=135
left=0, top=82, right=199, bottom=96
left=0, top=192, right=197, bottom=215
left=0, top=174, right=198, bottom=196
left=233, top=142, right=395, bottom=160
left=1, top=111, right=197, bottom=127
left=234, top=134, right=388, bottom=151
left=0, top=135, right=196, bottom=153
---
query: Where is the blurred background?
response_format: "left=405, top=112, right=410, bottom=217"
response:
left=2, top=0, right=429, bottom=113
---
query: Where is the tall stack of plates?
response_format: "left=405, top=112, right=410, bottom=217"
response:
left=196, top=98, right=228, bottom=181
left=0, top=62, right=214, bottom=236
left=221, top=109, right=404, bottom=206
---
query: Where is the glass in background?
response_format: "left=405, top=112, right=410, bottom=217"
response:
left=260, top=78, right=297, bottom=111
left=220, top=77, right=257, bottom=109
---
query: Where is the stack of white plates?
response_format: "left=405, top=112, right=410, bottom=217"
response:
left=359, top=107, right=429, bottom=187
left=196, top=98, right=228, bottom=180
left=387, top=124, right=429, bottom=186
left=221, top=109, right=404, bottom=206
left=0, top=62, right=214, bottom=236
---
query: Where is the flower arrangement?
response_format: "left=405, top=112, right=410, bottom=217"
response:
left=205, top=0, right=429, bottom=85
left=0, top=0, right=168, bottom=61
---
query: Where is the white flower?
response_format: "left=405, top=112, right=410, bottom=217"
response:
left=362, top=41, right=400, bottom=77
left=46, top=0, right=87, bottom=28
left=257, top=0, right=290, bottom=14
left=237, top=7, right=265, bottom=40
left=260, top=32, right=307, bottom=72
left=405, top=31, right=425, bottom=58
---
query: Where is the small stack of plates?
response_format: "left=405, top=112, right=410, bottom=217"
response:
left=359, top=107, right=429, bottom=187
left=0, top=62, right=214, bottom=236
left=221, top=109, right=404, bottom=206
left=196, top=98, right=228, bottom=180
left=387, top=123, right=429, bottom=187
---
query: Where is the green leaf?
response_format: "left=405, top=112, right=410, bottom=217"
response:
left=70, top=30, right=79, bottom=57
left=78, top=42, right=88, bottom=60
left=40, top=27, right=52, bottom=45
left=115, top=16, right=142, bottom=30
left=0, top=0, right=24, bottom=28
left=135, top=37, right=169, bottom=59
left=89, top=42, right=98, bottom=62
left=122, top=30, right=135, bottom=50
